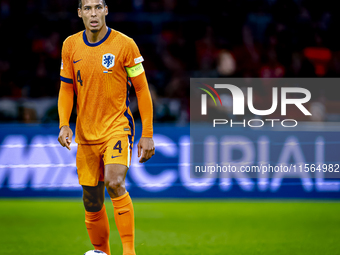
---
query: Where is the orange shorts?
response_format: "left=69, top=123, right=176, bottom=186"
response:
left=76, top=135, right=133, bottom=186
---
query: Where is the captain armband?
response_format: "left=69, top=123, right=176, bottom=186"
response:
left=126, top=63, right=144, bottom=78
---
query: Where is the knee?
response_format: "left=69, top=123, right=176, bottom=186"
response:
left=83, top=196, right=103, bottom=212
left=105, top=179, right=126, bottom=197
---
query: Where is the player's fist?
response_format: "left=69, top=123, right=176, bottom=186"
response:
left=58, top=126, right=73, bottom=150
left=138, top=137, right=155, bottom=163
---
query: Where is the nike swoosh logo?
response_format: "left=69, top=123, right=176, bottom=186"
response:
left=118, top=211, right=129, bottom=215
left=73, top=59, right=82, bottom=64
left=111, top=155, right=122, bottom=159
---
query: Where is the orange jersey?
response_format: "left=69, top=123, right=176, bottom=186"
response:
left=59, top=28, right=152, bottom=144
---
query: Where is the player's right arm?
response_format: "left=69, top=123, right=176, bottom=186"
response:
left=58, top=38, right=74, bottom=150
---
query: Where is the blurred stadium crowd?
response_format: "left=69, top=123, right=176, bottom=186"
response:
left=1, top=0, right=340, bottom=124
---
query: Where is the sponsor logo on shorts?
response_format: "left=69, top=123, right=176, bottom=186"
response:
left=73, top=59, right=82, bottom=64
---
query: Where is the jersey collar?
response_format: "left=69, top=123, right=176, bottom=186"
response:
left=83, top=27, right=111, bottom=47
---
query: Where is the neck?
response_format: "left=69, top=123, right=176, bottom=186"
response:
left=85, top=25, right=108, bottom=44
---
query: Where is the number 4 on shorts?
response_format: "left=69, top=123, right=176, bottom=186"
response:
left=113, top=140, right=122, bottom=153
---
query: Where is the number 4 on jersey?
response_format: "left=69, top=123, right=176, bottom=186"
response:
left=113, top=140, right=122, bottom=153
left=77, top=70, right=83, bottom=86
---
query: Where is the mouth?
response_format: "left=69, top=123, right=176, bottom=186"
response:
left=90, top=21, right=99, bottom=27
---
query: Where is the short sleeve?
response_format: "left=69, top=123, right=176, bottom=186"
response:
left=60, top=39, right=74, bottom=84
left=124, top=38, right=144, bottom=68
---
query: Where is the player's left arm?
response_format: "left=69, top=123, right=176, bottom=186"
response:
left=127, top=64, right=155, bottom=163
left=125, top=38, right=155, bottom=163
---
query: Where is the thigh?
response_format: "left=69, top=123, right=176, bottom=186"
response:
left=104, top=164, right=129, bottom=184
left=82, top=181, right=105, bottom=212
left=104, top=164, right=128, bottom=198
left=76, top=143, right=104, bottom=186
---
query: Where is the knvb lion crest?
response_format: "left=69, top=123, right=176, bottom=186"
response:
left=102, top=53, right=115, bottom=69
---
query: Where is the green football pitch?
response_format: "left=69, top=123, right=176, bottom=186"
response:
left=0, top=199, right=339, bottom=255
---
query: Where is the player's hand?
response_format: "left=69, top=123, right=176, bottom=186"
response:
left=137, top=137, right=155, bottom=163
left=58, top=126, right=73, bottom=150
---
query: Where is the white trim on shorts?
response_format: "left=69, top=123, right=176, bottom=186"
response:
left=127, top=142, right=130, bottom=168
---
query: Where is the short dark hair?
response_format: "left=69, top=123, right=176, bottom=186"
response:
left=78, top=0, right=107, bottom=8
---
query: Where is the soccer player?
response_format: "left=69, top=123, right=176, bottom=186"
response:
left=57, top=0, right=155, bottom=254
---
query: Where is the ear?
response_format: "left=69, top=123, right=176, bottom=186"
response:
left=105, top=5, right=108, bottom=16
left=78, top=8, right=82, bottom=18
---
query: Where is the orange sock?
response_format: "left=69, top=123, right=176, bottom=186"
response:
left=85, top=204, right=111, bottom=255
left=111, top=192, right=135, bottom=255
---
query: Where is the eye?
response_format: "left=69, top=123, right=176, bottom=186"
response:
left=97, top=6, right=102, bottom=9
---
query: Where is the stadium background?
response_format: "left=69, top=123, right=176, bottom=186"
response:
left=1, top=0, right=340, bottom=254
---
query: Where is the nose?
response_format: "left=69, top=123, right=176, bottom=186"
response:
left=91, top=8, right=96, bottom=17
